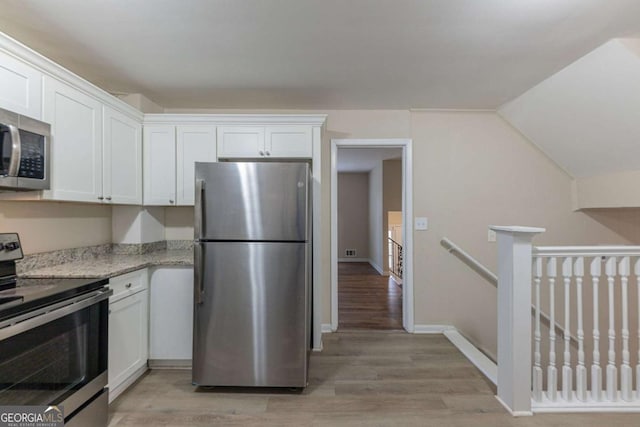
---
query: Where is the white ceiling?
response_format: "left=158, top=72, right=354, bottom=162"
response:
left=337, top=148, right=401, bottom=173
left=499, top=39, right=640, bottom=178
left=1, top=0, right=639, bottom=109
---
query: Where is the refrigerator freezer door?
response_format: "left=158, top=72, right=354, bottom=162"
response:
left=192, top=242, right=309, bottom=387
left=194, top=162, right=309, bottom=242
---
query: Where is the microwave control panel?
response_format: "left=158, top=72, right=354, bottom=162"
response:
left=17, top=131, right=45, bottom=179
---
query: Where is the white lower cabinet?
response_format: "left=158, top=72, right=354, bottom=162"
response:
left=108, top=269, right=149, bottom=403
left=149, top=267, right=194, bottom=365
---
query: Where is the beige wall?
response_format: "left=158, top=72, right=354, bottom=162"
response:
left=3, top=107, right=635, bottom=358
left=164, top=207, right=195, bottom=240
left=0, top=201, right=112, bottom=254
left=410, top=110, right=635, bottom=356
left=338, top=173, right=369, bottom=259
left=382, top=159, right=402, bottom=272
left=368, top=164, right=383, bottom=271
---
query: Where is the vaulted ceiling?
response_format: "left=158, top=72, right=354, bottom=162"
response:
left=1, top=0, right=639, bottom=109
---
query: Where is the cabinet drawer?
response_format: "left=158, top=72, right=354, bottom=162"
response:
left=109, top=269, right=148, bottom=302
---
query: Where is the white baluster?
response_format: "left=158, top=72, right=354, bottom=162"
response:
left=562, top=257, right=573, bottom=402
left=547, top=257, right=558, bottom=401
left=590, top=257, right=602, bottom=401
left=574, top=257, right=587, bottom=401
left=532, top=257, right=543, bottom=402
left=635, top=258, right=640, bottom=400
left=619, top=257, right=632, bottom=401
left=605, top=256, right=617, bottom=401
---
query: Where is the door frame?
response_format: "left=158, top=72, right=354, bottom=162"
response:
left=330, top=138, right=414, bottom=332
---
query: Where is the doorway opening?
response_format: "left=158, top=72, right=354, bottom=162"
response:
left=330, top=139, right=414, bottom=332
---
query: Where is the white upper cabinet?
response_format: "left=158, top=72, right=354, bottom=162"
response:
left=217, top=125, right=312, bottom=159
left=266, top=125, right=312, bottom=158
left=176, top=126, right=216, bottom=206
left=0, top=50, right=42, bottom=119
left=104, top=107, right=142, bottom=204
left=43, top=76, right=103, bottom=202
left=143, top=125, right=176, bottom=206
left=216, top=126, right=265, bottom=158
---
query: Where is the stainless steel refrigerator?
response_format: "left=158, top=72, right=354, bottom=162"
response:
left=192, top=161, right=311, bottom=388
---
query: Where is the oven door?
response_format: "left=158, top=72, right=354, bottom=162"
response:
left=0, top=289, right=110, bottom=422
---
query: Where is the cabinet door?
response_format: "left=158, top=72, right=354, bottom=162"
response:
left=216, top=126, right=265, bottom=158
left=103, top=107, right=142, bottom=204
left=43, top=76, right=103, bottom=202
left=149, top=267, right=194, bottom=361
left=143, top=125, right=176, bottom=205
left=266, top=125, right=313, bottom=158
left=0, top=50, right=42, bottom=120
left=176, top=126, right=216, bottom=206
left=108, top=289, right=148, bottom=400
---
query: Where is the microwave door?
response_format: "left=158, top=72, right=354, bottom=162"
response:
left=0, top=124, right=18, bottom=189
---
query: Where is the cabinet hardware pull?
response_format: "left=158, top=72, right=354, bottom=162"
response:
left=265, top=150, right=271, bottom=156
left=106, top=196, right=112, bottom=201
left=97, top=196, right=104, bottom=200
left=169, top=200, right=174, bottom=204
left=125, top=283, right=132, bottom=289
left=259, top=150, right=265, bottom=156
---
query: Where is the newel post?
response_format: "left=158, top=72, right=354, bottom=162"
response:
left=490, top=225, right=545, bottom=416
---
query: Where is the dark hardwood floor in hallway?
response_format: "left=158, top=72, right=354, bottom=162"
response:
left=338, top=262, right=402, bottom=330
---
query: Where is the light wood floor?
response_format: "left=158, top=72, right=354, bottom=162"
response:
left=338, top=262, right=402, bottom=330
left=108, top=331, right=639, bottom=426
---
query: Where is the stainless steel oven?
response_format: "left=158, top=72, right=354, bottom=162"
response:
left=0, top=234, right=112, bottom=425
left=0, top=107, right=50, bottom=191
left=0, top=282, right=111, bottom=426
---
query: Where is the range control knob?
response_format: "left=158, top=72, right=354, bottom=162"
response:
left=5, top=241, right=20, bottom=251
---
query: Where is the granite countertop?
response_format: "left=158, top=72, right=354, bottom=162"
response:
left=20, top=249, right=193, bottom=279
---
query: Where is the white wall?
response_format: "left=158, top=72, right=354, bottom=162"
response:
left=368, top=163, right=383, bottom=273
left=112, top=206, right=165, bottom=244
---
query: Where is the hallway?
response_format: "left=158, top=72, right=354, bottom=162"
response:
left=338, top=262, right=402, bottom=330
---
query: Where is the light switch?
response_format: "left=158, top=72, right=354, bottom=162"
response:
left=488, top=228, right=497, bottom=243
left=415, top=217, right=428, bottom=231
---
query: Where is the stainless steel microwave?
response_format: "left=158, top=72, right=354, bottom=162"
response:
left=0, top=107, right=50, bottom=191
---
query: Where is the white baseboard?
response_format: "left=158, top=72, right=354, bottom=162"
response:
left=443, top=329, right=497, bottom=385
left=321, top=323, right=333, bottom=333
left=148, top=359, right=192, bottom=369
left=109, top=365, right=148, bottom=403
left=413, top=324, right=456, bottom=334
left=496, top=395, right=533, bottom=417
left=368, top=259, right=389, bottom=276
left=338, top=258, right=369, bottom=262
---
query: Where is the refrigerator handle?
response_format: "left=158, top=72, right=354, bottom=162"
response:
left=194, top=243, right=204, bottom=305
left=194, top=179, right=205, bottom=239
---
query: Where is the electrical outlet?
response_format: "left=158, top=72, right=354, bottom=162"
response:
left=345, top=249, right=357, bottom=257
left=415, top=217, right=428, bottom=231
left=488, top=229, right=497, bottom=243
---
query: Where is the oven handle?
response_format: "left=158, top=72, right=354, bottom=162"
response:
left=0, top=288, right=113, bottom=341
left=8, top=124, right=21, bottom=177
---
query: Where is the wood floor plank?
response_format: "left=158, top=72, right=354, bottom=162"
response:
left=109, top=331, right=640, bottom=426
left=338, top=262, right=402, bottom=330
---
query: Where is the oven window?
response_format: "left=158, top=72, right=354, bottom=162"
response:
left=17, top=129, right=45, bottom=179
left=0, top=300, right=107, bottom=406
left=0, top=125, right=13, bottom=176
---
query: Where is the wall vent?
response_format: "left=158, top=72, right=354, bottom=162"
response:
left=345, top=249, right=357, bottom=257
